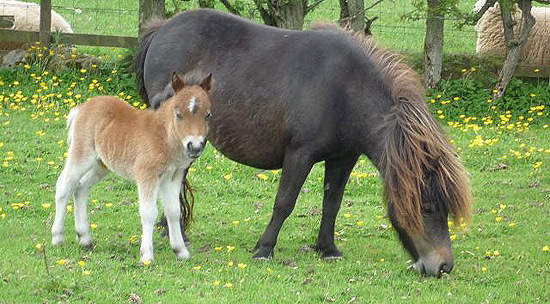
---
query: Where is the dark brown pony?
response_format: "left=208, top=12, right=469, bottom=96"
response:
left=135, top=9, right=472, bottom=277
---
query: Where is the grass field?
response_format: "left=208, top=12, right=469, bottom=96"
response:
left=1, top=41, right=549, bottom=303
left=0, top=1, right=549, bottom=303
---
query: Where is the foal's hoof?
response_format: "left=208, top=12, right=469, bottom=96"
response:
left=51, top=235, right=64, bottom=245
left=174, top=248, right=191, bottom=260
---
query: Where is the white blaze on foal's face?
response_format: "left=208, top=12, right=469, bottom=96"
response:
left=173, top=89, right=211, bottom=159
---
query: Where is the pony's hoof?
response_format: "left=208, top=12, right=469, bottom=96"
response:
left=315, top=245, right=343, bottom=260
left=252, top=245, right=274, bottom=260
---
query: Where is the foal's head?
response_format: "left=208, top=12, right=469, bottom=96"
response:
left=166, top=72, right=212, bottom=159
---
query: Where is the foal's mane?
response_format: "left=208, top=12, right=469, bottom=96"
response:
left=312, top=24, right=472, bottom=234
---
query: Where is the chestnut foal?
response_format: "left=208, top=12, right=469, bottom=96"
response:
left=52, top=73, right=212, bottom=263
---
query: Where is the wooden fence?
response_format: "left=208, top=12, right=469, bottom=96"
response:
left=0, top=0, right=165, bottom=49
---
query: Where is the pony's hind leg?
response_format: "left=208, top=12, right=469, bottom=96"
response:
left=315, top=155, right=358, bottom=260
left=73, top=161, right=109, bottom=249
left=159, top=169, right=190, bottom=260
left=52, top=155, right=97, bottom=245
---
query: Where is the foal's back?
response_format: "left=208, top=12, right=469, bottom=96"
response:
left=70, top=96, right=160, bottom=179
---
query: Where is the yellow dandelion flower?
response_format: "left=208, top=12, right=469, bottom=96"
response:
left=105, top=203, right=113, bottom=208
left=80, top=68, right=87, bottom=73
left=192, top=265, right=201, bottom=271
left=90, top=223, right=97, bottom=229
left=143, top=260, right=152, bottom=266
left=227, top=246, right=235, bottom=252
left=357, top=220, right=365, bottom=226
left=215, top=246, right=222, bottom=251
left=543, top=246, right=549, bottom=252
left=78, top=261, right=86, bottom=267
left=213, top=280, right=221, bottom=286
left=56, top=259, right=68, bottom=266
left=493, top=250, right=500, bottom=256
left=66, top=205, right=73, bottom=212
left=224, top=174, right=232, bottom=180
left=343, top=213, right=352, bottom=218
left=206, top=165, right=213, bottom=170
left=238, top=263, right=247, bottom=269
left=256, top=173, right=269, bottom=181
left=82, top=270, right=91, bottom=275
left=450, top=234, right=457, bottom=241
left=41, top=203, right=51, bottom=209
left=233, top=220, right=240, bottom=226
left=508, top=222, right=516, bottom=228
left=227, top=261, right=234, bottom=267
left=481, top=266, right=488, bottom=272
left=495, top=217, right=504, bottom=223
left=224, top=282, right=233, bottom=288
left=35, top=243, right=42, bottom=251
left=267, top=267, right=274, bottom=274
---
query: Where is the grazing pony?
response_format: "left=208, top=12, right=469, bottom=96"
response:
left=136, top=9, right=472, bottom=277
left=51, top=73, right=212, bottom=263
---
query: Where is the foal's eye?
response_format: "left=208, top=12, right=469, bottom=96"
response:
left=176, top=111, right=184, bottom=120
left=205, top=111, right=212, bottom=121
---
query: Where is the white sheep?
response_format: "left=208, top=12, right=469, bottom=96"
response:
left=474, top=0, right=550, bottom=66
left=0, top=0, right=73, bottom=33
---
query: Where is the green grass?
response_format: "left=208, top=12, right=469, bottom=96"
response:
left=1, top=43, right=550, bottom=303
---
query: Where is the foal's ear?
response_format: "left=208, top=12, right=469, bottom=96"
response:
left=200, top=73, right=212, bottom=93
left=171, top=72, right=186, bottom=93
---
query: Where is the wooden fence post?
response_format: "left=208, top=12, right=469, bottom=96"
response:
left=39, top=0, right=51, bottom=47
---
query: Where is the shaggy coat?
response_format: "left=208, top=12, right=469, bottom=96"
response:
left=476, top=2, right=550, bottom=66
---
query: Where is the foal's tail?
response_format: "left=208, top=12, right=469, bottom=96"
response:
left=136, top=18, right=168, bottom=105
left=66, top=106, right=80, bottom=146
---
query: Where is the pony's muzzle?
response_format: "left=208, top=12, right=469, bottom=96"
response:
left=185, top=137, right=206, bottom=158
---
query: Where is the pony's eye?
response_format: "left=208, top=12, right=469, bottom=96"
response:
left=423, top=205, right=435, bottom=215
left=175, top=111, right=184, bottom=120
left=205, top=111, right=212, bottom=120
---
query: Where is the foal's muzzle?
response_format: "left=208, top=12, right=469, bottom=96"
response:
left=185, top=137, right=206, bottom=158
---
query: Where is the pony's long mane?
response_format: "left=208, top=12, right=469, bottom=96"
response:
left=312, top=24, right=472, bottom=234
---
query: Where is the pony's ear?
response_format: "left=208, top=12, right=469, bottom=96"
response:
left=171, top=72, right=186, bottom=93
left=200, top=73, right=212, bottom=93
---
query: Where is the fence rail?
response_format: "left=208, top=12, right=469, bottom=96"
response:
left=0, top=0, right=163, bottom=49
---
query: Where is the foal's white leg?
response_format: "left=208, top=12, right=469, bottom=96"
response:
left=159, top=169, right=190, bottom=260
left=73, top=162, right=108, bottom=248
left=52, top=156, right=96, bottom=245
left=137, top=181, right=159, bottom=263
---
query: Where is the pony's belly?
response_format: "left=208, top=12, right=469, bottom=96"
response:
left=209, top=136, right=285, bottom=170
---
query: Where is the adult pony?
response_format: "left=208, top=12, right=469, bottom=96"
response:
left=136, top=9, right=472, bottom=277
left=52, top=73, right=212, bottom=263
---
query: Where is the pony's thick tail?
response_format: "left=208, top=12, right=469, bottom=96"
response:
left=66, top=106, right=80, bottom=146
left=180, top=178, right=195, bottom=229
left=136, top=18, right=168, bottom=106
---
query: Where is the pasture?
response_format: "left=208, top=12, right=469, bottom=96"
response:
left=0, top=1, right=549, bottom=303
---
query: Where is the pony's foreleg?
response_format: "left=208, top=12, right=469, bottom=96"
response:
left=315, top=155, right=358, bottom=260
left=159, top=169, right=190, bottom=260
left=73, top=161, right=109, bottom=249
left=52, top=156, right=95, bottom=245
left=137, top=179, right=159, bottom=264
left=253, top=151, right=314, bottom=260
